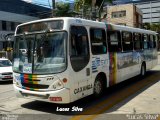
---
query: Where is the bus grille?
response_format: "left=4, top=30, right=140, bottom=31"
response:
left=2, top=72, right=12, bottom=75
left=21, top=83, right=49, bottom=90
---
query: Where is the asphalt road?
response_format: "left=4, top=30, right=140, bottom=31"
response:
left=0, top=81, right=15, bottom=103
left=0, top=56, right=160, bottom=120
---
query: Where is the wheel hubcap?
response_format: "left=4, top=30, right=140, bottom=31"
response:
left=94, top=80, right=102, bottom=94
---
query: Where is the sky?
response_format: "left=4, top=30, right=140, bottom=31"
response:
left=22, top=0, right=141, bottom=8
left=22, top=0, right=75, bottom=8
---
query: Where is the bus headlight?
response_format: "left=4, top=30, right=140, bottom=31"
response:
left=0, top=74, right=2, bottom=78
left=52, top=80, right=64, bottom=90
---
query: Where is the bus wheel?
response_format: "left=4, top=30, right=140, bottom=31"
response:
left=141, top=63, right=146, bottom=77
left=93, top=77, right=104, bottom=97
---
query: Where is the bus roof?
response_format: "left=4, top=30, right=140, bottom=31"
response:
left=106, top=23, right=157, bottom=35
left=16, top=17, right=157, bottom=35
left=16, top=17, right=105, bottom=29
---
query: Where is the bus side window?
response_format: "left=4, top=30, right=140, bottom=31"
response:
left=149, top=35, right=154, bottom=49
left=133, top=33, right=142, bottom=50
left=122, top=31, right=133, bottom=51
left=70, top=26, right=90, bottom=72
left=90, top=28, right=107, bottom=54
left=142, top=34, right=149, bottom=49
left=153, top=35, right=157, bottom=48
left=107, top=30, right=121, bottom=52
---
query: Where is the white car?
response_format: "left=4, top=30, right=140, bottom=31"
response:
left=0, top=58, right=13, bottom=81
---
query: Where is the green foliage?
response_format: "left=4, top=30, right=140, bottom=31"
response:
left=74, top=0, right=92, bottom=12
left=74, top=0, right=113, bottom=19
left=54, top=2, right=75, bottom=17
left=95, top=0, right=112, bottom=7
left=150, top=23, right=160, bottom=32
left=143, top=23, right=160, bottom=32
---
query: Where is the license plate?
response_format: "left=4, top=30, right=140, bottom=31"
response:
left=4, top=76, right=12, bottom=78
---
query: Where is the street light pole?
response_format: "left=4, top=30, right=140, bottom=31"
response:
left=52, top=0, right=55, bottom=17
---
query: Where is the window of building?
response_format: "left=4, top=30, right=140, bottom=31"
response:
left=11, top=22, right=15, bottom=31
left=117, top=23, right=126, bottom=26
left=142, top=34, right=149, bottom=49
left=122, top=31, right=133, bottom=51
left=70, top=26, right=90, bottom=72
left=107, top=30, right=122, bottom=52
left=133, top=33, right=142, bottom=50
left=0, top=21, right=2, bottom=30
left=112, top=11, right=126, bottom=18
left=2, top=21, right=7, bottom=31
left=90, top=28, right=107, bottom=54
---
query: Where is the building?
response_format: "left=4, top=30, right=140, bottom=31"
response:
left=112, top=0, right=132, bottom=5
left=131, top=0, right=160, bottom=24
left=0, top=0, right=51, bottom=51
left=104, top=4, right=143, bottom=28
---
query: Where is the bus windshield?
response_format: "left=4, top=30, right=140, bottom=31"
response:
left=13, top=31, right=67, bottom=74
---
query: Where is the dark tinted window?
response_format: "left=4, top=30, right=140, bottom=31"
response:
left=133, top=33, right=142, bottom=50
left=17, top=20, right=63, bottom=34
left=149, top=35, right=153, bottom=48
left=107, top=30, right=122, bottom=52
left=2, top=21, right=7, bottom=31
left=142, top=34, right=149, bottom=49
left=153, top=35, right=157, bottom=48
left=11, top=22, right=15, bottom=31
left=90, top=28, right=107, bottom=54
left=122, top=31, right=133, bottom=51
left=70, top=26, right=89, bottom=72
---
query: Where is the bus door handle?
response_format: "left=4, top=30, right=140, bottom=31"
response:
left=86, top=68, right=90, bottom=76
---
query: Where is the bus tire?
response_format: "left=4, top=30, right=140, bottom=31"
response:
left=93, top=76, right=104, bottom=97
left=140, top=63, right=146, bottom=77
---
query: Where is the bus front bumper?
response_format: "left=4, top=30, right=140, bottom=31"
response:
left=13, top=84, right=70, bottom=104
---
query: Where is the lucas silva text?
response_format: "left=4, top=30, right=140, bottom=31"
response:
left=56, top=106, right=83, bottom=112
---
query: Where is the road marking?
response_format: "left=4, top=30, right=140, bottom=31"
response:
left=71, top=72, right=160, bottom=120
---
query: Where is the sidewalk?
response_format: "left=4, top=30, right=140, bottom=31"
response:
left=94, top=57, right=160, bottom=120
left=94, top=80, right=160, bottom=120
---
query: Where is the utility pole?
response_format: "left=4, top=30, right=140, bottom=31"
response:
left=52, top=0, right=55, bottom=9
left=52, top=0, right=55, bottom=17
left=98, top=0, right=105, bottom=21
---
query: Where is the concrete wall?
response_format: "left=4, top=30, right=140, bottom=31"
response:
left=106, top=4, right=142, bottom=28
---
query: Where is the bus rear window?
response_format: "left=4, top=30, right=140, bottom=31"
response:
left=16, top=20, right=63, bottom=34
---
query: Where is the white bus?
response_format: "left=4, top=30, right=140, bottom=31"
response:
left=13, top=17, right=158, bottom=103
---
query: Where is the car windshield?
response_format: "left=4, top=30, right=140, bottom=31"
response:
left=0, top=60, right=12, bottom=67
left=13, top=31, right=67, bottom=74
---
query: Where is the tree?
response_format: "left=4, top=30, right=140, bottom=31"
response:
left=143, top=23, right=160, bottom=32
left=74, top=0, right=92, bottom=12
left=96, top=0, right=113, bottom=20
left=150, top=23, right=160, bottom=32
left=95, top=0, right=112, bottom=6
left=74, top=0, right=92, bottom=19
left=74, top=0, right=113, bottom=19
left=54, top=2, right=75, bottom=17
